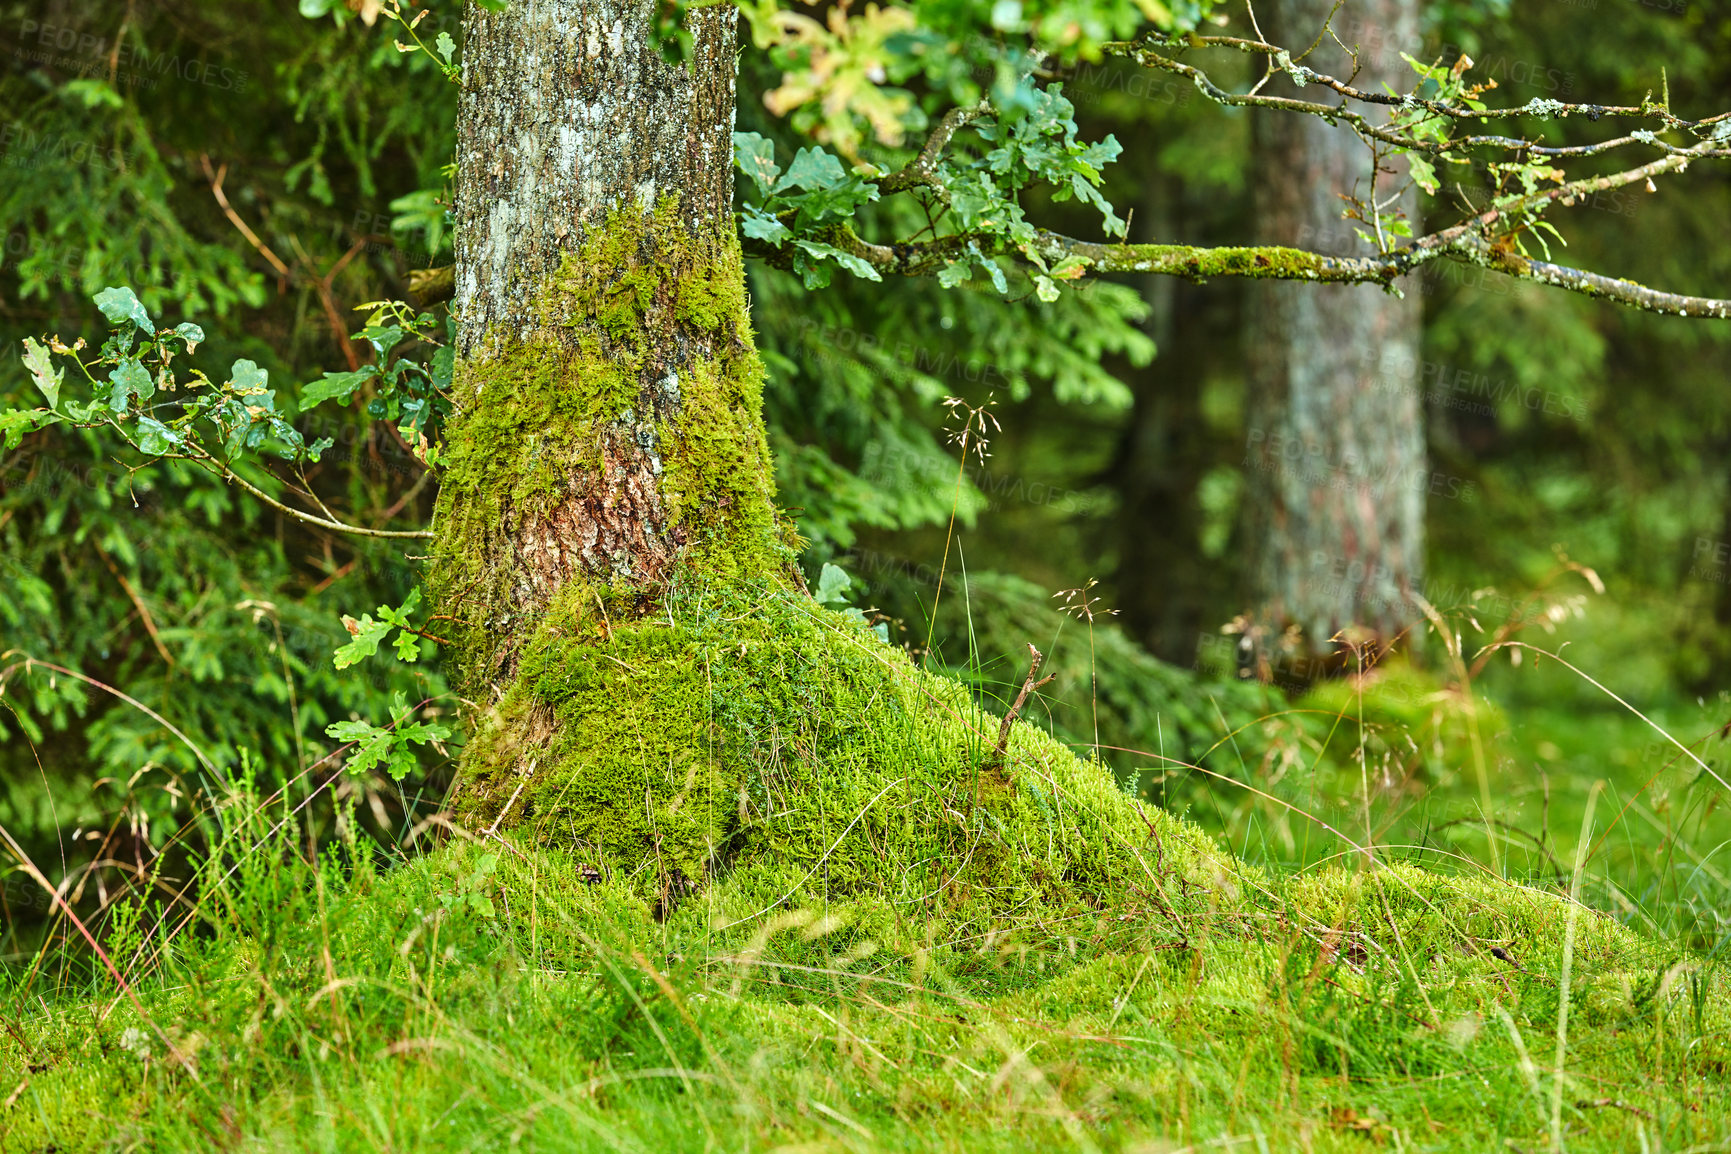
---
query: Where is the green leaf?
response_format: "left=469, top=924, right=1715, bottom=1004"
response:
left=733, top=132, right=781, bottom=196
left=1035, top=275, right=1060, bottom=303
left=62, top=79, right=123, bottom=110
left=0, top=409, right=60, bottom=450
left=388, top=586, right=423, bottom=622
left=229, top=359, right=269, bottom=394
left=63, top=398, right=111, bottom=423
left=1407, top=153, right=1439, bottom=195
left=1049, top=255, right=1090, bottom=280
left=325, top=719, right=393, bottom=776
left=435, top=31, right=456, bottom=64
left=393, top=631, right=423, bottom=662
left=94, top=287, right=154, bottom=334
left=108, top=358, right=153, bottom=416
left=173, top=322, right=205, bottom=352
left=776, top=147, right=849, bottom=193
left=938, top=261, right=972, bottom=289
left=785, top=182, right=878, bottom=224
left=793, top=252, right=833, bottom=290
left=21, top=338, right=62, bottom=409
left=358, top=324, right=406, bottom=358
left=740, top=206, right=791, bottom=244
left=324, top=710, right=451, bottom=781
left=981, top=257, right=1009, bottom=294
left=431, top=343, right=454, bottom=392
left=390, top=188, right=449, bottom=258
left=300, top=366, right=377, bottom=409
left=333, top=614, right=393, bottom=668
left=951, top=188, right=1001, bottom=231
left=794, top=240, right=883, bottom=283
left=135, top=416, right=181, bottom=455
left=815, top=562, right=855, bottom=605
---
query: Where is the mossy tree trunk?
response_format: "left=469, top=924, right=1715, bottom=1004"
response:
left=1241, top=0, right=1424, bottom=661
left=415, top=1, right=1243, bottom=918
left=431, top=0, right=791, bottom=705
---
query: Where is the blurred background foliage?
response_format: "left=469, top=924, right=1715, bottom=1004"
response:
left=0, top=0, right=1727, bottom=954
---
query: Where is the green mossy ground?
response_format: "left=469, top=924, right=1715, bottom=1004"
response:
left=2, top=591, right=1726, bottom=1150
left=4, top=736, right=1724, bottom=1150
left=8, top=201, right=1723, bottom=1148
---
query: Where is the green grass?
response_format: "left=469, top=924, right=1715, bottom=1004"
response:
left=3, top=600, right=1729, bottom=1152
left=3, top=831, right=1725, bottom=1151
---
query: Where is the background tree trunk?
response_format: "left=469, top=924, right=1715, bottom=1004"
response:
left=431, top=0, right=788, bottom=703
left=1110, top=174, right=1219, bottom=665
left=1241, top=0, right=1424, bottom=662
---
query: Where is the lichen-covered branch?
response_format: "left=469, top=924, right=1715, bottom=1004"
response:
left=1479, top=249, right=1731, bottom=319
left=876, top=102, right=990, bottom=198
left=745, top=213, right=1731, bottom=319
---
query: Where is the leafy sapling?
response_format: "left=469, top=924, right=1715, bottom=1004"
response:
left=8, top=286, right=447, bottom=538
left=325, top=690, right=452, bottom=782
left=333, top=586, right=446, bottom=668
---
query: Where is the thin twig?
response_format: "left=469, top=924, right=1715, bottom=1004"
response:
left=206, top=456, right=432, bottom=539
left=93, top=541, right=174, bottom=667
left=989, top=644, right=1056, bottom=771
left=200, top=155, right=291, bottom=280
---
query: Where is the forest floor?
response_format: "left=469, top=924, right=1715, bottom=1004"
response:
left=2, top=657, right=1727, bottom=1153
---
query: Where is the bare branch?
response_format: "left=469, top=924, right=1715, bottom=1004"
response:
left=983, top=643, right=1056, bottom=783
left=1099, top=37, right=1731, bottom=161
left=217, top=463, right=436, bottom=539
left=1479, top=247, right=1731, bottom=319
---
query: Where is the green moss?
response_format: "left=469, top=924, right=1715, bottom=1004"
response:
left=428, top=200, right=792, bottom=695
left=1106, top=243, right=1399, bottom=286
left=458, top=577, right=1235, bottom=929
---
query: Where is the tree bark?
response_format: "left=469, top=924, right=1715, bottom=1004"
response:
left=431, top=0, right=790, bottom=702
left=1241, top=0, right=1424, bottom=660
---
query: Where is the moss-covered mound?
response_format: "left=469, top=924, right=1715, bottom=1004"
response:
left=455, top=580, right=1681, bottom=993
left=456, top=578, right=1237, bottom=928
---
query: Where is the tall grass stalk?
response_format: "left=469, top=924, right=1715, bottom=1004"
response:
left=1554, top=780, right=1603, bottom=1152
